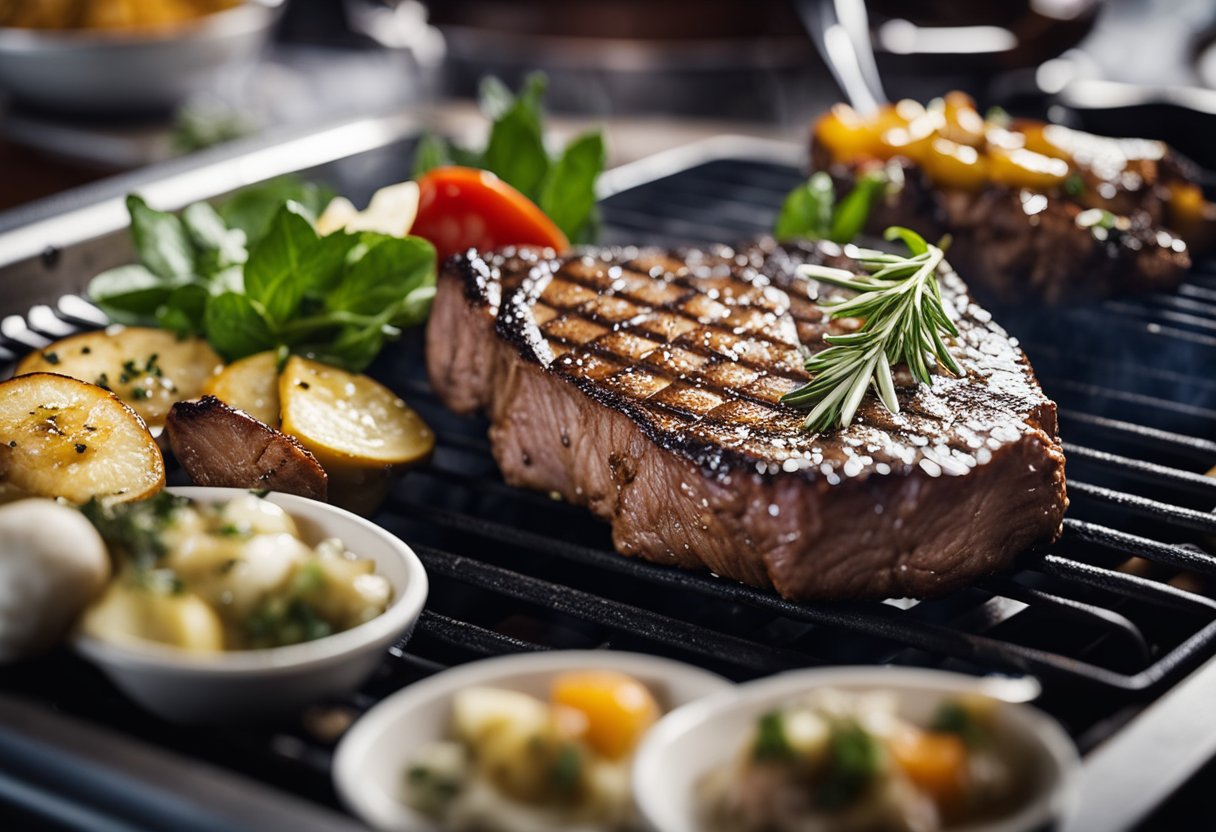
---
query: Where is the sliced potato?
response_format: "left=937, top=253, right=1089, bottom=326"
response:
left=201, top=350, right=281, bottom=426
left=279, top=356, right=433, bottom=514
left=0, top=373, right=164, bottom=504
left=15, top=327, right=224, bottom=429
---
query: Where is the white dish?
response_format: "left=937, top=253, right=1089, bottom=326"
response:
left=0, top=1, right=281, bottom=115
left=333, top=650, right=732, bottom=832
left=73, top=486, right=429, bottom=723
left=633, top=666, right=1080, bottom=832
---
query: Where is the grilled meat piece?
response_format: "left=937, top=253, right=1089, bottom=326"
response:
left=426, top=241, right=1067, bottom=600
left=829, top=157, right=1191, bottom=306
left=165, top=396, right=327, bottom=502
left=810, top=95, right=1211, bottom=304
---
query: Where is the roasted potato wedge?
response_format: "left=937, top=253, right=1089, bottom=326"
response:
left=201, top=350, right=281, bottom=427
left=279, top=356, right=433, bottom=514
left=0, top=373, right=164, bottom=504
left=15, top=327, right=223, bottom=430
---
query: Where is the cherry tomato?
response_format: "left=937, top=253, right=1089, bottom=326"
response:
left=411, top=166, right=569, bottom=261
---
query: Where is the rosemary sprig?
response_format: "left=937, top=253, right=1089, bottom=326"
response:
left=780, top=227, right=961, bottom=433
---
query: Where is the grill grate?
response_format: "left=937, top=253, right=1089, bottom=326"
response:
left=2, top=151, right=1216, bottom=827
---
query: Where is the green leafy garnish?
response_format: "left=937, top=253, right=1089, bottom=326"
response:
left=87, top=184, right=436, bottom=372
left=932, top=700, right=989, bottom=746
left=773, top=169, right=890, bottom=244
left=815, top=722, right=883, bottom=810
left=414, top=73, right=606, bottom=243
left=780, top=227, right=961, bottom=433
left=80, top=492, right=189, bottom=572
left=753, top=711, right=795, bottom=761
left=246, top=597, right=333, bottom=648
left=549, top=743, right=584, bottom=794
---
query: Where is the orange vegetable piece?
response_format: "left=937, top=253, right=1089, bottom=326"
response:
left=922, top=138, right=989, bottom=191
left=888, top=727, right=969, bottom=815
left=551, top=670, right=660, bottom=760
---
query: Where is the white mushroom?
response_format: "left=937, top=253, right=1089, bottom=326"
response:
left=0, top=499, right=110, bottom=661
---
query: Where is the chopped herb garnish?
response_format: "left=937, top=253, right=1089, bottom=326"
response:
left=145, top=353, right=163, bottom=376
left=815, top=722, right=883, bottom=810
left=42, top=351, right=60, bottom=365
left=753, top=711, right=795, bottom=761
left=932, top=700, right=987, bottom=746
left=1064, top=173, right=1086, bottom=198
left=74, top=443, right=87, bottom=454
left=130, top=387, right=150, bottom=400
left=80, top=491, right=188, bottom=570
left=550, top=744, right=583, bottom=794
left=95, top=372, right=110, bottom=389
left=215, top=523, right=250, bottom=538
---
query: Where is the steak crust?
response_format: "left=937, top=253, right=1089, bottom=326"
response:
left=426, top=241, right=1067, bottom=600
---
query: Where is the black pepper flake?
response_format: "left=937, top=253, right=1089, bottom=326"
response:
left=74, top=443, right=87, bottom=454
left=297, top=381, right=310, bottom=390
left=81, top=346, right=92, bottom=354
left=42, top=351, right=60, bottom=365
left=7, top=440, right=15, bottom=448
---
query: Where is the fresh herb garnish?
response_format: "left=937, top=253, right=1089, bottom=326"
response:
left=87, top=187, right=437, bottom=373
left=932, top=700, right=987, bottom=746
left=81, top=492, right=189, bottom=571
left=774, top=169, right=891, bottom=244
left=414, top=73, right=606, bottom=244
left=753, top=711, right=795, bottom=761
left=815, top=722, right=883, bottom=810
left=549, top=743, right=584, bottom=794
left=780, top=227, right=961, bottom=432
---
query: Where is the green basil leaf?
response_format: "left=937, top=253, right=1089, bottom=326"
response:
left=395, top=284, right=437, bottom=328
left=539, top=131, right=605, bottom=241
left=482, top=75, right=550, bottom=200
left=204, top=292, right=276, bottom=361
left=219, top=177, right=334, bottom=245
left=412, top=133, right=455, bottom=179
left=243, top=202, right=319, bottom=323
left=156, top=283, right=208, bottom=337
left=327, top=235, right=436, bottom=316
left=128, top=195, right=195, bottom=279
left=829, top=171, right=888, bottom=244
left=321, top=324, right=389, bottom=373
left=87, top=264, right=176, bottom=325
left=774, top=172, right=835, bottom=241
left=182, top=201, right=247, bottom=274
left=301, top=230, right=362, bottom=298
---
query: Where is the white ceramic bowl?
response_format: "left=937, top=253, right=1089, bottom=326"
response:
left=334, top=650, right=733, bottom=832
left=634, top=666, right=1080, bottom=832
left=73, top=486, right=429, bottom=723
left=0, top=1, right=281, bottom=115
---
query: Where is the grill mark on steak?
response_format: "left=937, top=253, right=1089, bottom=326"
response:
left=428, top=241, right=1067, bottom=599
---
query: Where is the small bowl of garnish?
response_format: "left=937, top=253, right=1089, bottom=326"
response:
left=333, top=650, right=731, bottom=832
left=73, top=486, right=428, bottom=722
left=633, top=667, right=1079, bottom=832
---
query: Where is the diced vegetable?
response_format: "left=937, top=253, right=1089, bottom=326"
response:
left=81, top=583, right=225, bottom=652
left=14, top=327, right=223, bottom=429
left=888, top=727, right=968, bottom=812
left=551, top=670, right=660, bottom=760
left=815, top=722, right=883, bottom=810
left=201, top=350, right=281, bottom=426
left=0, top=373, right=164, bottom=504
left=452, top=686, right=551, bottom=746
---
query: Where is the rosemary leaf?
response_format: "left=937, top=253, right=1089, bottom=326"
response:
left=780, top=227, right=959, bottom=432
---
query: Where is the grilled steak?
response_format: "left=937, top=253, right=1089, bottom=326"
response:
left=166, top=396, right=327, bottom=502
left=809, top=95, right=1212, bottom=305
left=426, top=240, right=1067, bottom=600
left=827, top=157, right=1191, bottom=306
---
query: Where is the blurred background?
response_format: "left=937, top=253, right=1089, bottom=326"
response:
left=1, top=0, right=1215, bottom=212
